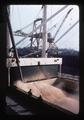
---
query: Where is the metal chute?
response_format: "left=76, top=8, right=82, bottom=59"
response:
left=8, top=58, right=62, bottom=83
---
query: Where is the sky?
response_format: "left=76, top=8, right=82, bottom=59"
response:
left=10, top=5, right=79, bottom=51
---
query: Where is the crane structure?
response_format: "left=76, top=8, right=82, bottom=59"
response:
left=53, top=8, right=73, bottom=40
left=46, top=8, right=73, bottom=54
left=12, top=5, right=71, bottom=57
left=9, top=5, right=79, bottom=58
left=13, top=5, right=68, bottom=49
left=54, top=20, right=79, bottom=44
left=30, top=18, right=43, bottom=49
left=6, top=5, right=64, bottom=83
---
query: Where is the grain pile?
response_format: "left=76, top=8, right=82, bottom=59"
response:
left=14, top=79, right=79, bottom=114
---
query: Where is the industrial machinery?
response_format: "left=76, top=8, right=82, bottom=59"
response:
left=6, top=5, right=65, bottom=83
left=6, top=5, right=79, bottom=114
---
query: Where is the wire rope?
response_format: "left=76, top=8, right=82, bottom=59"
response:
left=54, top=20, right=79, bottom=44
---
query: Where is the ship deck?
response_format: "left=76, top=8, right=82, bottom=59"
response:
left=13, top=77, right=79, bottom=114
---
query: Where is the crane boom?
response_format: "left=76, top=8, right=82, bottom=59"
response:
left=13, top=5, right=68, bottom=46
left=54, top=8, right=73, bottom=39
left=54, top=20, right=79, bottom=44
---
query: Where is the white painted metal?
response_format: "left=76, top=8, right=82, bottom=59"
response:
left=42, top=5, right=47, bottom=57
left=7, top=58, right=62, bottom=67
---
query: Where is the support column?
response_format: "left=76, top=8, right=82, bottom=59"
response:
left=42, top=5, right=47, bottom=57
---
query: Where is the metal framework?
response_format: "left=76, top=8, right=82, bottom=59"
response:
left=13, top=5, right=68, bottom=46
